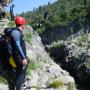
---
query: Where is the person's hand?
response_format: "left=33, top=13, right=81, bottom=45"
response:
left=22, top=59, right=27, bottom=66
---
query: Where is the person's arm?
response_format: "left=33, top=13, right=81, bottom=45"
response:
left=11, top=30, right=27, bottom=65
left=16, top=41, right=26, bottom=59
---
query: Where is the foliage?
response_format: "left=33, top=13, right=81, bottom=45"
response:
left=87, top=41, right=90, bottom=49
left=23, top=30, right=32, bottom=43
left=26, top=60, right=41, bottom=75
left=51, top=40, right=61, bottom=48
left=0, top=76, right=7, bottom=83
left=67, top=83, right=76, bottom=90
left=78, top=34, right=89, bottom=43
left=36, top=26, right=45, bottom=34
left=48, top=80, right=64, bottom=88
left=20, top=0, right=90, bottom=34
left=7, top=21, right=15, bottom=28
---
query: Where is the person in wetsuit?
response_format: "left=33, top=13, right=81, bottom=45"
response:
left=10, top=16, right=28, bottom=90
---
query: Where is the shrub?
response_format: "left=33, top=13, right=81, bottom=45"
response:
left=24, top=31, right=32, bottom=43
left=0, top=76, right=7, bottom=83
left=8, top=21, right=15, bottom=27
left=36, top=26, right=45, bottom=34
left=48, top=80, right=64, bottom=88
left=52, top=40, right=61, bottom=48
left=26, top=60, right=41, bottom=75
left=78, top=34, right=89, bottom=43
left=67, top=83, right=76, bottom=90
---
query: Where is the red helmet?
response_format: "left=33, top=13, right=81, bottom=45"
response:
left=15, top=16, right=27, bottom=25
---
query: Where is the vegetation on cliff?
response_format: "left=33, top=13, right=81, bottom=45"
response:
left=20, top=0, right=90, bottom=34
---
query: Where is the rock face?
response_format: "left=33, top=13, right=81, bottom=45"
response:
left=65, top=35, right=90, bottom=82
left=0, top=19, right=9, bottom=33
left=39, top=17, right=90, bottom=83
left=0, top=23, right=76, bottom=90
left=47, top=32, right=90, bottom=83
left=0, top=0, right=12, bottom=5
left=25, top=27, right=76, bottom=90
left=0, top=0, right=12, bottom=19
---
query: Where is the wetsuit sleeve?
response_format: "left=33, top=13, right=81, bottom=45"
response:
left=11, top=30, right=26, bottom=60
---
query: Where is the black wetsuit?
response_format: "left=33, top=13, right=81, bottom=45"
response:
left=10, top=27, right=27, bottom=90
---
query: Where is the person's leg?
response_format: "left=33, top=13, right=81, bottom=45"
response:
left=15, top=58, right=29, bottom=90
left=15, top=65, right=26, bottom=90
left=8, top=71, right=15, bottom=90
left=6, top=66, right=15, bottom=90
